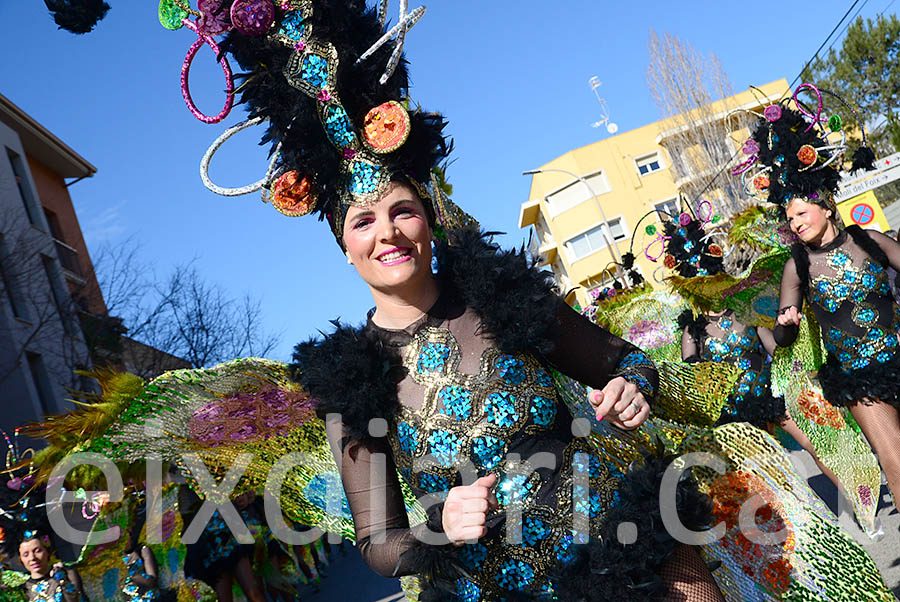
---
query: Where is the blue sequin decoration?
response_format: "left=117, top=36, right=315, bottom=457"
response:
left=458, top=543, right=489, bottom=571
left=397, top=421, right=419, bottom=454
left=456, top=579, right=482, bottom=602
left=619, top=350, right=653, bottom=369
left=496, top=472, right=533, bottom=507
left=554, top=533, right=577, bottom=565
left=304, top=472, right=352, bottom=519
left=417, top=342, right=451, bottom=374
left=485, top=392, right=519, bottom=427
left=535, top=370, right=553, bottom=387
left=300, top=54, right=329, bottom=89
left=418, top=473, right=450, bottom=493
left=522, top=516, right=550, bottom=547
left=877, top=351, right=893, bottom=363
left=496, top=355, right=527, bottom=385
left=471, top=436, right=505, bottom=470
left=323, top=105, right=355, bottom=148
left=348, top=160, right=383, bottom=195
left=438, top=385, right=473, bottom=420
left=427, top=429, right=462, bottom=467
left=278, top=11, right=307, bottom=40
left=495, top=559, right=535, bottom=591
left=529, top=395, right=556, bottom=428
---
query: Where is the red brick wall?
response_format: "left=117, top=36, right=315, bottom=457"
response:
left=26, top=155, right=107, bottom=315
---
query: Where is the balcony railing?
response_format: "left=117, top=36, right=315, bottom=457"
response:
left=53, top=239, right=82, bottom=277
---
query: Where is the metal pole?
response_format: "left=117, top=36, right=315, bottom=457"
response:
left=522, top=168, right=623, bottom=269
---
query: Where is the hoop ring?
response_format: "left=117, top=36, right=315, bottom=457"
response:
left=181, top=18, right=234, bottom=124
left=200, top=117, right=283, bottom=196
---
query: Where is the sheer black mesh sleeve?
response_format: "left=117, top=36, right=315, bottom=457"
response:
left=324, top=420, right=440, bottom=578
left=867, top=229, right=900, bottom=271
left=773, top=256, right=803, bottom=347
left=544, top=301, right=659, bottom=402
left=681, top=326, right=701, bottom=363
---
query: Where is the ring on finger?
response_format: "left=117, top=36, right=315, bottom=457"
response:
left=629, top=400, right=641, bottom=415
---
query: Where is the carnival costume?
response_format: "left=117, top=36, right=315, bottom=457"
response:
left=594, top=158, right=886, bottom=537
left=729, top=82, right=900, bottom=503
left=33, top=2, right=898, bottom=600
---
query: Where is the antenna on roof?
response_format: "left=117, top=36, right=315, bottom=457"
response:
left=589, top=77, right=618, bottom=135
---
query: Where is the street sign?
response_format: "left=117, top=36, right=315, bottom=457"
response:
left=836, top=190, right=890, bottom=231
left=834, top=167, right=900, bottom=202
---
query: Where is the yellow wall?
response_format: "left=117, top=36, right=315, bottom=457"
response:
left=520, top=79, right=790, bottom=307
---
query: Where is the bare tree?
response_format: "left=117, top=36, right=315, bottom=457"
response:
left=646, top=30, right=752, bottom=216
left=0, top=209, right=89, bottom=390
left=90, top=241, right=281, bottom=377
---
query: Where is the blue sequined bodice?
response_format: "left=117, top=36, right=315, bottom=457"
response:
left=807, top=237, right=900, bottom=373
left=387, top=324, right=624, bottom=600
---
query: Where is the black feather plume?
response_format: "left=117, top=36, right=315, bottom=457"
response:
left=44, top=0, right=110, bottom=34
left=851, top=146, right=876, bottom=174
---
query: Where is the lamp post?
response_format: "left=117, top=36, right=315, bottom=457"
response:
left=522, top=168, right=623, bottom=275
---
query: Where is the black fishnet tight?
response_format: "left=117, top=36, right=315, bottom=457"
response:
left=658, top=544, right=725, bottom=602
left=849, top=400, right=900, bottom=506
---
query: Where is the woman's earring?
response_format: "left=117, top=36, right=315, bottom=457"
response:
left=346, top=253, right=353, bottom=265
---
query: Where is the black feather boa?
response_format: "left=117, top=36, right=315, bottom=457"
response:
left=818, top=351, right=900, bottom=408
left=434, top=228, right=560, bottom=355
left=291, top=229, right=560, bottom=441
left=410, top=445, right=714, bottom=601
left=716, top=392, right=787, bottom=430
left=291, top=321, right=401, bottom=443
left=676, top=309, right=708, bottom=350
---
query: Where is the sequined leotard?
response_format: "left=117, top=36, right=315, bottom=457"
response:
left=23, top=571, right=85, bottom=602
left=318, top=295, right=665, bottom=600
left=681, top=311, right=786, bottom=428
left=774, top=227, right=900, bottom=406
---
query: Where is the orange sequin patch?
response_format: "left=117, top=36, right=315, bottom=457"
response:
left=797, top=388, right=845, bottom=429
left=363, top=100, right=411, bottom=153
left=797, top=144, right=818, bottom=166
left=271, top=171, right=317, bottom=216
left=752, top=174, right=770, bottom=191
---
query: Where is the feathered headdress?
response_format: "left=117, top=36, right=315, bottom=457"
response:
left=733, top=83, right=876, bottom=207
left=45, top=0, right=475, bottom=245
left=639, top=200, right=726, bottom=280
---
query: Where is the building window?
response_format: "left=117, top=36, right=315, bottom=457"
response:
left=0, top=235, right=27, bottom=321
left=545, top=170, right=611, bottom=216
left=654, top=197, right=680, bottom=219
left=566, top=217, right=628, bottom=261
left=26, top=352, right=55, bottom=415
left=41, top=255, right=77, bottom=336
left=635, top=152, right=664, bottom=176
left=6, top=148, right=39, bottom=226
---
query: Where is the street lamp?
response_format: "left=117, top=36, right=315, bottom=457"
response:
left=522, top=168, right=623, bottom=276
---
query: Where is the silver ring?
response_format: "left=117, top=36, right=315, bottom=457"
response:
left=629, top=400, right=641, bottom=414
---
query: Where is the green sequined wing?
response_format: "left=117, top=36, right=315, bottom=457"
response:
left=40, top=359, right=424, bottom=542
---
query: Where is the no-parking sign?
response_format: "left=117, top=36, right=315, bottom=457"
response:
left=836, top=190, right=890, bottom=231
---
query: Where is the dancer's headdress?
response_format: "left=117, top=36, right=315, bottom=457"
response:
left=47, top=0, right=476, bottom=245
left=640, top=200, right=726, bottom=280
left=732, top=83, right=875, bottom=209
left=0, top=429, right=49, bottom=561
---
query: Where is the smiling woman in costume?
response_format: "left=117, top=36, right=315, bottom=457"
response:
left=735, top=85, right=900, bottom=507
left=35, top=2, right=898, bottom=600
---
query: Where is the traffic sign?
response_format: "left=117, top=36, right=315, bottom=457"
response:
left=836, top=190, right=890, bottom=231
left=850, top=203, right=874, bottom=225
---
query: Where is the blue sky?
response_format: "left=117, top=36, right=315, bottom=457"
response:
left=1, top=1, right=892, bottom=362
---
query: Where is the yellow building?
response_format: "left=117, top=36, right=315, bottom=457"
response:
left=519, top=79, right=790, bottom=307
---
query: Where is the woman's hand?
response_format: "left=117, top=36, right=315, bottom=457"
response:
left=442, top=473, right=498, bottom=546
left=776, top=306, right=802, bottom=327
left=589, top=377, right=650, bottom=430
